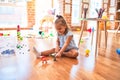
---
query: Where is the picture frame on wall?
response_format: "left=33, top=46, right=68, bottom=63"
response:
left=110, top=0, right=115, bottom=6
left=65, top=4, right=70, bottom=14
left=103, top=0, right=108, bottom=3
left=65, top=0, right=70, bottom=3
left=104, top=3, right=107, bottom=9
left=104, top=4, right=108, bottom=12
left=83, top=0, right=89, bottom=3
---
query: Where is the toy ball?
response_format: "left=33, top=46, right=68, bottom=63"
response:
left=116, top=48, right=120, bottom=55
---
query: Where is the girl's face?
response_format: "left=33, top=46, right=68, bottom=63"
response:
left=55, top=24, right=66, bottom=35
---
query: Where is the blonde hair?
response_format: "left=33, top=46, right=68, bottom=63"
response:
left=55, top=15, right=70, bottom=34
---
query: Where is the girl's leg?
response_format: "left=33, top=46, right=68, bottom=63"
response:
left=62, top=49, right=79, bottom=58
left=33, top=47, right=55, bottom=57
left=41, top=48, right=55, bottom=56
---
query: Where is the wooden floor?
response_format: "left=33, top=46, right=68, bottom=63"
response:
left=0, top=31, right=120, bottom=80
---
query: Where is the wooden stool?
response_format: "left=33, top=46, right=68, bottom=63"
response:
left=78, top=18, right=108, bottom=58
left=115, top=22, right=120, bottom=35
left=98, top=20, right=108, bottom=48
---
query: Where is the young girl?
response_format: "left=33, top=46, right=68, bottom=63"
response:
left=34, top=15, right=79, bottom=58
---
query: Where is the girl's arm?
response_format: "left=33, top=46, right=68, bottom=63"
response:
left=55, top=38, right=60, bottom=52
left=56, top=35, right=73, bottom=57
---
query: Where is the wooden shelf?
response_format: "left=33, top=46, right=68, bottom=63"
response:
left=116, top=1, right=120, bottom=20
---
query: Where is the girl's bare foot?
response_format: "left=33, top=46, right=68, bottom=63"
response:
left=33, top=47, right=41, bottom=58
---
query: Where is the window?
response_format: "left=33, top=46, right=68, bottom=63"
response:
left=89, top=0, right=102, bottom=18
left=0, top=0, right=27, bottom=28
left=88, top=0, right=102, bottom=29
left=71, top=0, right=82, bottom=26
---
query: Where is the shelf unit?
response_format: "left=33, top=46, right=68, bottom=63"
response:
left=116, top=0, right=120, bottom=20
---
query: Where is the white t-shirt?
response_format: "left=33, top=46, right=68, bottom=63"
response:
left=57, top=30, right=78, bottom=51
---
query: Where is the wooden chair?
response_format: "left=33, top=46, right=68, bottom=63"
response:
left=115, top=22, right=120, bottom=35
left=40, top=15, right=54, bottom=32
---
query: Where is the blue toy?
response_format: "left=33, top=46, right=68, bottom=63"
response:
left=1, top=49, right=15, bottom=55
left=116, top=48, right=120, bottom=55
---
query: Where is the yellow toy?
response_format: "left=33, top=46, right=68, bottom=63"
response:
left=99, top=13, right=110, bottom=30
left=85, top=49, right=90, bottom=57
left=76, top=28, right=80, bottom=31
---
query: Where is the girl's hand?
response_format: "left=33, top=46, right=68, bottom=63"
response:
left=55, top=52, right=62, bottom=58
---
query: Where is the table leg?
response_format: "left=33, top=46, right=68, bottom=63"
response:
left=91, top=31, right=94, bottom=45
left=104, top=21, right=107, bottom=48
left=95, top=21, right=100, bottom=58
left=78, top=21, right=85, bottom=46
left=98, top=30, right=101, bottom=48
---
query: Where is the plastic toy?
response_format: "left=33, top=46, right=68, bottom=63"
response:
left=0, top=33, right=3, bottom=36
left=38, top=31, right=44, bottom=38
left=95, top=8, right=105, bottom=18
left=37, top=56, right=48, bottom=64
left=116, top=48, right=120, bottom=55
left=16, top=44, right=23, bottom=49
left=17, top=25, right=23, bottom=41
left=49, top=32, right=54, bottom=37
left=76, top=28, right=80, bottom=31
left=87, top=28, right=92, bottom=33
left=0, top=33, right=10, bottom=36
left=49, top=53, right=57, bottom=61
left=53, top=54, right=56, bottom=61
left=92, top=27, right=94, bottom=32
left=1, top=49, right=15, bottom=55
left=39, top=31, right=43, bottom=35
left=80, top=39, right=84, bottom=43
left=87, top=27, right=94, bottom=33
left=85, top=49, right=90, bottom=57
left=40, top=56, right=48, bottom=64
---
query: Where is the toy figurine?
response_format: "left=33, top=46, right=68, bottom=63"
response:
left=49, top=53, right=57, bottom=61
left=87, top=28, right=92, bottom=33
left=17, top=25, right=23, bottom=41
left=53, top=54, right=56, bottom=61
left=40, top=56, right=48, bottom=64
left=85, top=49, right=90, bottom=57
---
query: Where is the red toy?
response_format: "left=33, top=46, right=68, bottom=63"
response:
left=17, top=25, right=20, bottom=32
left=87, top=28, right=92, bottom=33
left=40, top=56, right=48, bottom=64
left=0, top=33, right=3, bottom=36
